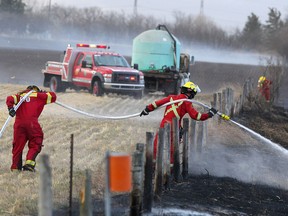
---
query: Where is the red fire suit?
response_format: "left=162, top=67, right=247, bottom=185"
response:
left=145, top=94, right=211, bottom=163
left=6, top=90, right=57, bottom=170
left=259, top=79, right=272, bottom=102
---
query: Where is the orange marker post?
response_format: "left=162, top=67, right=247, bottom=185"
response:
left=109, top=152, right=132, bottom=192
left=105, top=151, right=132, bottom=216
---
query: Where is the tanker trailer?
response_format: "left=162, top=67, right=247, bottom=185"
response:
left=132, top=24, right=193, bottom=95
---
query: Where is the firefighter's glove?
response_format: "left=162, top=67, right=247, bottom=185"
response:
left=8, top=107, right=16, bottom=117
left=221, top=114, right=230, bottom=121
left=140, top=107, right=150, bottom=117
left=208, top=107, right=218, bottom=118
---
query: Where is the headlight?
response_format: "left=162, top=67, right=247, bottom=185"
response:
left=104, top=74, right=112, bottom=82
left=140, top=75, right=144, bottom=84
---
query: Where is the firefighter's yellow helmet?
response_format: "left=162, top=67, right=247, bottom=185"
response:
left=27, top=85, right=40, bottom=92
left=181, top=81, right=201, bottom=93
left=258, top=76, right=266, bottom=83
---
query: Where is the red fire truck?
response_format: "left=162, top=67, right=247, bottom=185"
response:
left=42, top=43, right=145, bottom=98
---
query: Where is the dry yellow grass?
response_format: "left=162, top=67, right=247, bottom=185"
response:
left=0, top=84, right=163, bottom=215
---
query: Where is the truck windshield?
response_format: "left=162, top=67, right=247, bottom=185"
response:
left=93, top=54, right=130, bottom=67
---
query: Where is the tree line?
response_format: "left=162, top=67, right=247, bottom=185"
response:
left=0, top=0, right=287, bottom=59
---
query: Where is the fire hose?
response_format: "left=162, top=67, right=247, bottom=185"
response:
left=1, top=94, right=283, bottom=155
left=55, top=100, right=285, bottom=149
left=55, top=99, right=230, bottom=120
left=0, top=90, right=34, bottom=138
left=0, top=96, right=231, bottom=139
left=0, top=97, right=281, bottom=151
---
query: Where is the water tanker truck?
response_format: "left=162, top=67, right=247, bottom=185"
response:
left=131, top=24, right=193, bottom=95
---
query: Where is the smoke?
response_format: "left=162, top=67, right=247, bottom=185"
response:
left=0, top=32, right=270, bottom=65
left=189, top=125, right=288, bottom=190
left=182, top=42, right=270, bottom=66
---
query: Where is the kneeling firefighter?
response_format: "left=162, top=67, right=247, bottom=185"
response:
left=140, top=81, right=217, bottom=163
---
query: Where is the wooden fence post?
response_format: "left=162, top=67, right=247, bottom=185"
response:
left=136, top=143, right=145, bottom=153
left=172, top=118, right=181, bottom=182
left=218, top=92, right=222, bottom=112
left=222, top=88, right=228, bottom=115
left=182, top=118, right=189, bottom=179
left=79, top=170, right=92, bottom=216
left=212, top=93, right=219, bottom=123
left=154, top=127, right=165, bottom=201
left=143, top=132, right=154, bottom=213
left=104, top=151, right=111, bottom=216
left=213, top=93, right=218, bottom=108
left=130, top=146, right=145, bottom=216
left=189, top=120, right=197, bottom=159
left=238, top=94, right=244, bottom=114
left=196, top=122, right=204, bottom=155
left=38, top=154, right=52, bottom=216
left=69, top=134, right=74, bottom=216
left=164, top=123, right=171, bottom=190
left=226, top=87, right=234, bottom=116
left=217, top=92, right=222, bottom=124
left=243, top=79, right=253, bottom=105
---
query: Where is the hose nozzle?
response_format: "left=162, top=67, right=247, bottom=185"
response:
left=221, top=114, right=230, bottom=121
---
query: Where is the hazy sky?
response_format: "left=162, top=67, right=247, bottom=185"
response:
left=33, top=0, right=288, bottom=31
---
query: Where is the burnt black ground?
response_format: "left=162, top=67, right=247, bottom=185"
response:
left=152, top=104, right=288, bottom=216
left=156, top=174, right=288, bottom=216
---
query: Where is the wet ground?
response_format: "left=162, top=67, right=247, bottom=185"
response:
left=155, top=174, right=288, bottom=216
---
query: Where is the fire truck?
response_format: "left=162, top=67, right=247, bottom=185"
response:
left=42, top=43, right=145, bottom=98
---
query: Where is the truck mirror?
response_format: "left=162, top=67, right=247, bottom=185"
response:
left=82, top=60, right=87, bottom=68
left=133, top=63, right=139, bottom=70
left=190, top=56, right=195, bottom=65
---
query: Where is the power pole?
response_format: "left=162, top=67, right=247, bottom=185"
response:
left=134, top=0, right=137, bottom=16
left=200, top=0, right=204, bottom=16
left=48, top=0, right=51, bottom=17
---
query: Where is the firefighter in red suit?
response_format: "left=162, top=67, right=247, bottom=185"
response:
left=6, top=85, right=57, bottom=172
left=258, top=76, right=272, bottom=102
left=140, top=81, right=217, bottom=163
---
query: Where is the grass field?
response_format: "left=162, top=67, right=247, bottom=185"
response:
left=0, top=84, right=165, bottom=215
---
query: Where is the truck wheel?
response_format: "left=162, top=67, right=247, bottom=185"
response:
left=50, top=76, right=64, bottom=92
left=92, top=80, right=103, bottom=96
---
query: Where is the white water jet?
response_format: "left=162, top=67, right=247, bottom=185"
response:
left=230, top=119, right=288, bottom=156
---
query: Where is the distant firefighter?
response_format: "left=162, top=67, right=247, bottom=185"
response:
left=258, top=76, right=272, bottom=102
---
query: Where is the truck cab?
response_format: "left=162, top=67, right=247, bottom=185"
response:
left=42, top=44, right=145, bottom=98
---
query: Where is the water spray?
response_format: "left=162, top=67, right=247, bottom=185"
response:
left=186, top=99, right=287, bottom=154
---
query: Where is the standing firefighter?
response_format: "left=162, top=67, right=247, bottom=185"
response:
left=258, top=76, right=272, bottom=102
left=6, top=85, right=57, bottom=172
left=140, top=81, right=217, bottom=163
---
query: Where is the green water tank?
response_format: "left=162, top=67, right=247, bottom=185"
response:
left=131, top=28, right=181, bottom=72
